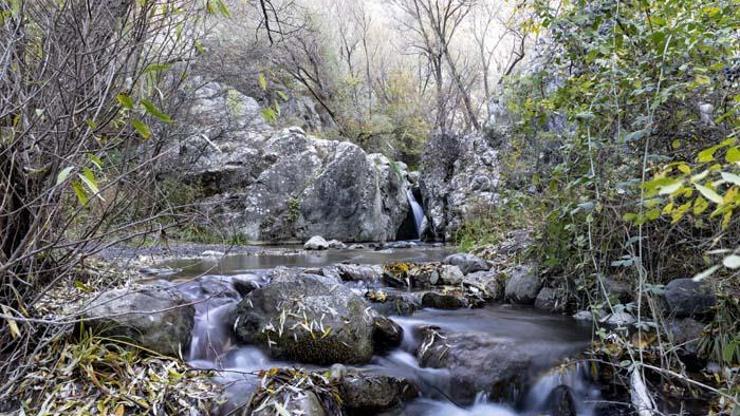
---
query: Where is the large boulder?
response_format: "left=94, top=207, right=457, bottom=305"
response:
left=504, top=264, right=542, bottom=304
left=169, top=82, right=410, bottom=243
left=419, top=133, right=500, bottom=241
left=664, top=278, right=716, bottom=318
left=83, top=285, right=194, bottom=357
left=463, top=270, right=504, bottom=301
left=417, top=327, right=532, bottom=403
left=232, top=275, right=375, bottom=364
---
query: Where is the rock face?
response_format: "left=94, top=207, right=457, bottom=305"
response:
left=232, top=275, right=375, bottom=364
left=419, top=133, right=500, bottom=241
left=84, top=285, right=194, bottom=357
left=417, top=327, right=531, bottom=403
left=171, top=81, right=410, bottom=243
left=664, top=278, right=716, bottom=318
left=504, top=264, right=542, bottom=305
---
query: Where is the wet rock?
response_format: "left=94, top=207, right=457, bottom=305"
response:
left=200, top=250, right=225, bottom=257
left=327, top=239, right=347, bottom=249
left=602, top=311, right=635, bottom=327
left=84, top=284, right=194, bottom=357
left=444, top=253, right=490, bottom=275
left=366, top=290, right=419, bottom=316
left=323, top=264, right=383, bottom=284
left=534, top=287, right=566, bottom=313
left=462, top=270, right=504, bottom=300
left=417, top=327, right=531, bottom=403
left=504, top=264, right=541, bottom=304
left=304, top=236, right=330, bottom=250
left=372, top=316, right=404, bottom=354
left=231, top=274, right=262, bottom=296
left=233, top=276, right=375, bottom=364
left=421, top=291, right=467, bottom=309
left=177, top=275, right=241, bottom=308
left=664, top=278, right=716, bottom=318
left=252, top=391, right=328, bottom=416
left=348, top=244, right=366, bottom=249
left=573, top=310, right=594, bottom=322
left=339, top=374, right=420, bottom=413
left=548, top=385, right=577, bottom=416
left=269, top=266, right=340, bottom=285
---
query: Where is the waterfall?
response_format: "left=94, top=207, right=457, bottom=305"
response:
left=406, top=189, right=425, bottom=239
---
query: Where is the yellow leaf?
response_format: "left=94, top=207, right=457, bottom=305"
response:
left=115, top=404, right=125, bottom=416
left=1, top=305, right=20, bottom=339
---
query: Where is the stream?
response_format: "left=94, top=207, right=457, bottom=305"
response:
left=159, top=245, right=599, bottom=415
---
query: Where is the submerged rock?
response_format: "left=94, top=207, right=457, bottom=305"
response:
left=664, top=278, right=716, bottom=318
left=83, top=285, right=194, bottom=357
left=232, top=275, right=375, bottom=364
left=416, top=327, right=532, bottom=403
left=304, top=235, right=330, bottom=250
left=444, top=253, right=490, bottom=275
left=504, top=264, right=541, bottom=304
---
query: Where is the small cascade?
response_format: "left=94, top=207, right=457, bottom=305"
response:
left=406, top=189, right=426, bottom=238
left=523, top=362, right=600, bottom=416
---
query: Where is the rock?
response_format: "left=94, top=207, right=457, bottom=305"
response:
left=327, top=239, right=347, bottom=249
left=417, top=327, right=531, bottom=403
left=603, top=278, right=632, bottom=303
left=669, top=318, right=704, bottom=356
left=548, top=385, right=577, bottom=416
left=323, top=264, right=383, bottom=284
left=664, top=278, right=716, bottom=318
left=573, top=311, right=594, bottom=322
left=348, top=244, right=366, bottom=249
left=177, top=275, right=241, bottom=308
left=84, top=285, right=194, bottom=357
left=233, top=276, right=375, bottom=364
left=168, top=82, right=411, bottom=243
left=269, top=266, right=340, bottom=285
left=444, top=253, right=490, bottom=275
left=504, top=264, right=541, bottom=304
left=304, top=236, right=330, bottom=250
left=419, top=133, right=500, bottom=241
left=463, top=270, right=504, bottom=300
left=231, top=274, right=262, bottom=296
left=421, top=291, right=467, bottom=309
left=366, top=290, right=420, bottom=316
left=534, top=287, right=566, bottom=313
left=339, top=374, right=420, bottom=412
left=602, top=311, right=635, bottom=327
left=201, top=250, right=225, bottom=257
left=372, top=316, right=404, bottom=353
left=383, top=262, right=463, bottom=288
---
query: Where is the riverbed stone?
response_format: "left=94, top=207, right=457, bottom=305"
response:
left=252, top=391, right=328, bottom=416
left=383, top=262, right=464, bottom=288
left=534, top=287, right=566, bottom=313
left=444, top=253, right=490, bottom=275
left=339, top=374, right=420, bottom=413
left=421, top=291, right=467, bottom=309
left=323, top=264, right=383, bottom=284
left=232, top=276, right=375, bottom=364
left=304, top=236, right=330, bottom=250
left=664, top=278, right=716, bottom=318
left=417, top=327, right=531, bottom=403
left=462, top=270, right=504, bottom=300
left=84, top=284, right=194, bottom=357
left=366, top=290, right=420, bottom=316
left=372, top=316, right=404, bottom=353
left=504, top=264, right=541, bottom=304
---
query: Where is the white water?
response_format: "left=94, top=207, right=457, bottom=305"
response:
left=406, top=189, right=426, bottom=238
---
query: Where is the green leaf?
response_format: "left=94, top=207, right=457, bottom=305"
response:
left=71, top=181, right=89, bottom=205
left=695, top=184, right=724, bottom=204
left=116, top=93, right=134, bottom=109
left=258, top=73, right=268, bottom=91
left=698, top=146, right=718, bottom=163
left=132, top=119, right=152, bottom=140
left=141, top=99, right=173, bottom=123
left=144, top=63, right=172, bottom=73
left=727, top=147, right=740, bottom=163
left=77, top=169, right=104, bottom=201
left=88, top=154, right=103, bottom=170
left=658, top=181, right=683, bottom=195
left=56, top=166, right=74, bottom=185
left=723, top=255, right=740, bottom=269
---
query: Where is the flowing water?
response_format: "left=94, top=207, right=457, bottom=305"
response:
left=406, top=190, right=426, bottom=238
left=162, top=246, right=598, bottom=415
